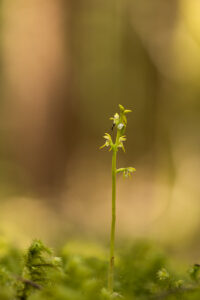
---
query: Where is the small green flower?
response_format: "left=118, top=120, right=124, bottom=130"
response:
left=100, top=133, right=113, bottom=151
left=124, top=167, right=136, bottom=178
left=118, top=136, right=126, bottom=152
left=110, top=113, right=119, bottom=123
left=116, top=167, right=136, bottom=178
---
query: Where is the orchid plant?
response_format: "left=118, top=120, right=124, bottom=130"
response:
left=100, top=104, right=136, bottom=293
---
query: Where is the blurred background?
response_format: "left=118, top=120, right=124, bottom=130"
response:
left=0, top=0, right=200, bottom=258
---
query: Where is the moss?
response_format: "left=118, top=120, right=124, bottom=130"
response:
left=0, top=239, right=200, bottom=299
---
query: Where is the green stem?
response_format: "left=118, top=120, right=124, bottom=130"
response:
left=108, top=147, right=117, bottom=292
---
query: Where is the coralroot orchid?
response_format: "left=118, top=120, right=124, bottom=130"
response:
left=100, top=104, right=136, bottom=292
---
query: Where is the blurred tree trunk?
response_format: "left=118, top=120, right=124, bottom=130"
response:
left=2, top=0, right=77, bottom=195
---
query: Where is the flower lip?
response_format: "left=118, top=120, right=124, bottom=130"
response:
left=117, top=123, right=124, bottom=130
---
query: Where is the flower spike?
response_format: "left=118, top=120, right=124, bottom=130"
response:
left=99, top=104, right=135, bottom=292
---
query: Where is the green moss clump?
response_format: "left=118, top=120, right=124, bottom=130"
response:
left=1, top=239, right=200, bottom=299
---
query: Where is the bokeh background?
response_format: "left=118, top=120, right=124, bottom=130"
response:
left=0, top=0, right=200, bottom=258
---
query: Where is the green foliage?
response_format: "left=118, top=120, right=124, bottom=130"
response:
left=189, top=264, right=200, bottom=282
left=17, top=240, right=62, bottom=299
left=1, top=238, right=200, bottom=299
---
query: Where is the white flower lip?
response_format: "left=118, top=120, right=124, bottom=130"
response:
left=117, top=123, right=124, bottom=130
